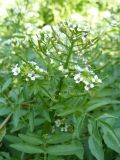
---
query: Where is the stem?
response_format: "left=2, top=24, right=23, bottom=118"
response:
left=44, top=153, right=47, bottom=160
left=55, top=40, right=74, bottom=99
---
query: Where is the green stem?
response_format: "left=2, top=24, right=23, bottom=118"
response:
left=44, top=153, right=47, bottom=160
left=55, top=40, right=74, bottom=100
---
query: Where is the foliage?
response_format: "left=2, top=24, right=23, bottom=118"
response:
left=0, top=0, right=120, bottom=160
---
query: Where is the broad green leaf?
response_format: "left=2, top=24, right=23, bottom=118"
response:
left=19, top=134, right=43, bottom=145
left=47, top=133, right=72, bottom=144
left=42, top=110, right=51, bottom=122
left=47, top=142, right=84, bottom=157
left=58, top=107, right=78, bottom=116
left=86, top=98, right=120, bottom=112
left=100, top=121, right=120, bottom=153
left=12, top=107, right=21, bottom=128
left=103, top=132, right=120, bottom=153
left=0, top=98, right=6, bottom=105
left=1, top=78, right=12, bottom=92
left=28, top=111, right=34, bottom=132
left=10, top=143, right=44, bottom=154
left=88, top=135, right=104, bottom=160
left=5, top=135, right=22, bottom=143
left=95, top=113, right=118, bottom=120
left=0, top=106, right=11, bottom=116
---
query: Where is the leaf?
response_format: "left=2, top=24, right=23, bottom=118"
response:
left=46, top=133, right=72, bottom=144
left=10, top=143, right=44, bottom=154
left=0, top=98, right=6, bottom=105
left=73, top=115, right=85, bottom=139
left=88, top=120, right=104, bottom=160
left=88, top=135, right=104, bottom=160
left=0, top=106, right=11, bottom=116
left=86, top=98, right=120, bottom=112
left=12, top=107, right=21, bottom=128
left=28, top=110, right=34, bottom=132
left=96, top=113, right=118, bottom=120
left=47, top=142, right=84, bottom=158
left=100, top=121, right=120, bottom=153
left=1, top=78, right=12, bottom=92
left=42, top=110, right=51, bottom=122
left=58, top=107, right=78, bottom=116
left=19, top=134, right=43, bottom=145
left=5, top=135, right=22, bottom=143
left=103, top=130, right=120, bottom=154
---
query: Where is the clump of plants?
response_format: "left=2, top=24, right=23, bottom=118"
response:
left=0, top=1, right=120, bottom=160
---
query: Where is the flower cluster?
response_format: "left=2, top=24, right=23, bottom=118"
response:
left=74, top=65, right=102, bottom=91
left=52, top=119, right=70, bottom=133
left=12, top=64, right=21, bottom=76
left=11, top=61, right=47, bottom=81
left=11, top=21, right=101, bottom=92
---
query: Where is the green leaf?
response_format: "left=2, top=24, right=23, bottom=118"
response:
left=5, top=135, right=22, bottom=143
left=10, top=143, right=44, bottom=154
left=0, top=106, right=11, bottom=116
left=86, top=98, right=120, bottom=112
left=12, top=107, right=21, bottom=128
left=88, top=135, right=104, bottom=160
left=28, top=110, right=34, bottom=132
left=0, top=98, right=6, bottom=105
left=47, top=133, right=72, bottom=144
left=58, top=107, right=78, bottom=116
left=100, top=121, right=120, bottom=153
left=19, top=134, right=43, bottom=145
left=47, top=142, right=84, bottom=158
left=1, top=78, right=12, bottom=92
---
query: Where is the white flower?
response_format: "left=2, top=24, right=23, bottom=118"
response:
left=42, top=25, right=52, bottom=33
left=84, top=85, right=90, bottom=91
left=58, top=32, right=66, bottom=41
left=42, top=25, right=52, bottom=37
left=46, top=50, right=50, bottom=55
left=28, top=71, right=40, bottom=81
left=58, top=51, right=62, bottom=55
left=25, top=78, right=29, bottom=81
left=92, top=75, right=102, bottom=83
left=75, top=65, right=83, bottom=72
left=12, top=64, right=21, bottom=76
left=83, top=80, right=89, bottom=85
left=35, top=66, right=44, bottom=73
left=82, top=32, right=87, bottom=40
left=90, top=83, right=94, bottom=88
left=97, top=79, right=102, bottom=83
left=57, top=44, right=63, bottom=50
left=74, top=73, right=83, bottom=83
left=58, top=65, right=69, bottom=74
left=60, top=127, right=64, bottom=132
left=28, top=61, right=37, bottom=66
left=55, top=119, right=61, bottom=127
left=64, top=124, right=69, bottom=132
left=77, top=23, right=82, bottom=31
